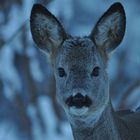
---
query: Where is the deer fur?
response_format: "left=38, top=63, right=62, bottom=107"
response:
left=30, top=2, right=140, bottom=140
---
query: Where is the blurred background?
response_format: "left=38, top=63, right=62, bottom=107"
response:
left=0, top=0, right=140, bottom=140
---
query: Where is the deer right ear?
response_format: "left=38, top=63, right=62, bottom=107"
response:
left=30, top=4, right=67, bottom=54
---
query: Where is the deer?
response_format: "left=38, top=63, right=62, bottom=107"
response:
left=30, top=2, right=140, bottom=140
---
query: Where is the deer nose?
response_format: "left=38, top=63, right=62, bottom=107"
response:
left=72, top=93, right=85, bottom=101
left=72, top=89, right=87, bottom=97
left=66, top=93, right=92, bottom=108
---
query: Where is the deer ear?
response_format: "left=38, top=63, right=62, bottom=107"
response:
left=90, top=2, right=126, bottom=53
left=30, top=4, right=67, bottom=54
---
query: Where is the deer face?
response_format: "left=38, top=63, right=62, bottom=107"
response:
left=30, top=3, right=125, bottom=121
left=53, top=37, right=109, bottom=118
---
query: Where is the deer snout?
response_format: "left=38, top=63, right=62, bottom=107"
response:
left=65, top=92, right=92, bottom=108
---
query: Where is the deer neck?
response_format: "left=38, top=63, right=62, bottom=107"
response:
left=70, top=102, right=121, bottom=140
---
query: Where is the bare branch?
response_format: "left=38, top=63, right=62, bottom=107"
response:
left=0, top=19, right=28, bottom=49
left=118, top=80, right=140, bottom=109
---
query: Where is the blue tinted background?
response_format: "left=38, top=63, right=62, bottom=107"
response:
left=0, top=0, right=140, bottom=140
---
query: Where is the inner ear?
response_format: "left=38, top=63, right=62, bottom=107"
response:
left=30, top=4, right=67, bottom=54
left=90, top=2, right=126, bottom=53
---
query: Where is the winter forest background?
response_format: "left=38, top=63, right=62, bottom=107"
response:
left=0, top=0, right=140, bottom=140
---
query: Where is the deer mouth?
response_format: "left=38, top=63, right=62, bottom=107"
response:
left=66, top=93, right=92, bottom=108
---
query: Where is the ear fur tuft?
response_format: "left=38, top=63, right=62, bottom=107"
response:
left=90, top=2, right=126, bottom=53
left=30, top=4, right=67, bottom=53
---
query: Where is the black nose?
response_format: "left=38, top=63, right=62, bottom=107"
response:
left=73, top=93, right=84, bottom=101
left=66, top=93, right=92, bottom=108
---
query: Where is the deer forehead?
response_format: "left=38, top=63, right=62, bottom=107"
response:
left=54, top=37, right=103, bottom=69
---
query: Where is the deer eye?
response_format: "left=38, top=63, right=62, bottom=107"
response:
left=91, top=66, right=100, bottom=77
left=58, top=68, right=66, bottom=77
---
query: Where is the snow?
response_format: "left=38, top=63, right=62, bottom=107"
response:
left=0, top=46, right=21, bottom=100
left=0, top=122, right=19, bottom=140
left=27, top=96, right=73, bottom=140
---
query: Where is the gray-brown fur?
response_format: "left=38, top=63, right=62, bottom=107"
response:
left=30, top=2, right=140, bottom=140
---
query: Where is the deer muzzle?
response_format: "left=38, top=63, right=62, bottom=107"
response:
left=66, top=93, right=92, bottom=108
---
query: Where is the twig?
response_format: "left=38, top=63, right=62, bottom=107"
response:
left=118, top=80, right=140, bottom=109
left=0, top=19, right=28, bottom=48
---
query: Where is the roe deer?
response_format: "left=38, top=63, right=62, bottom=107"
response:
left=30, top=2, right=140, bottom=140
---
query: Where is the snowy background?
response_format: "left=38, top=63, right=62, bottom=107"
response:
left=0, top=0, right=140, bottom=140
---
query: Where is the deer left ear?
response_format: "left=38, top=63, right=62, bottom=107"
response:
left=90, top=2, right=126, bottom=53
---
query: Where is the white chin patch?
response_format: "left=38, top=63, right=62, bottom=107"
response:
left=69, top=106, right=89, bottom=116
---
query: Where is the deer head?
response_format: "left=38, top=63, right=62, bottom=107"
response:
left=30, top=2, right=126, bottom=127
